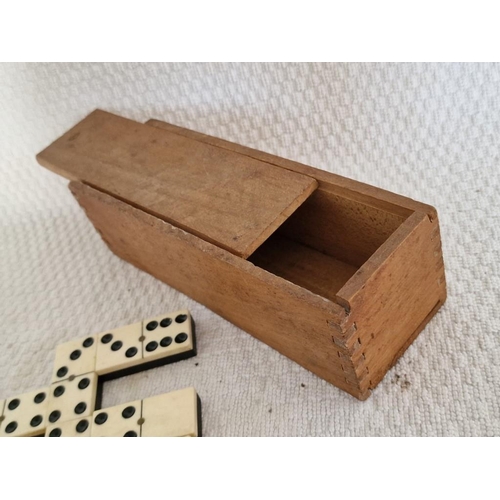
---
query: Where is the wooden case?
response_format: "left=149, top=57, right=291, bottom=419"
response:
left=36, top=110, right=446, bottom=400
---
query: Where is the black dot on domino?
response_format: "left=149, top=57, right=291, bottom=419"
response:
left=160, top=317, right=172, bottom=328
left=8, top=399, right=20, bottom=410
left=94, top=412, right=108, bottom=425
left=78, top=378, right=90, bottom=390
left=57, top=366, right=68, bottom=378
left=125, top=347, right=138, bottom=358
left=54, top=386, right=65, bottom=397
left=49, top=428, right=62, bottom=437
left=101, top=333, right=113, bottom=344
left=74, top=402, right=87, bottom=415
left=124, top=431, right=138, bottom=437
left=175, top=314, right=188, bottom=323
left=82, top=337, right=94, bottom=348
left=122, top=406, right=136, bottom=419
left=146, top=321, right=158, bottom=331
left=49, top=410, right=61, bottom=423
left=175, top=333, right=188, bottom=343
left=160, top=336, right=172, bottom=347
left=30, top=415, right=43, bottom=427
left=5, top=422, right=17, bottom=433
left=70, top=349, right=81, bottom=360
left=111, top=341, right=123, bottom=352
left=145, top=341, right=158, bottom=352
left=34, top=392, right=46, bottom=404
left=76, top=419, right=89, bottom=433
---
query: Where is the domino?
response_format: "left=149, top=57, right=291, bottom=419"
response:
left=46, top=372, right=100, bottom=425
left=91, top=400, right=142, bottom=437
left=89, top=387, right=201, bottom=437
left=0, top=388, right=49, bottom=437
left=96, top=310, right=197, bottom=381
left=46, top=416, right=93, bottom=437
left=51, top=334, right=98, bottom=383
left=95, top=322, right=143, bottom=380
left=141, top=309, right=196, bottom=366
left=142, top=387, right=201, bottom=437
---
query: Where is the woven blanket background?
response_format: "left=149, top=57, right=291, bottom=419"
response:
left=0, top=62, right=498, bottom=436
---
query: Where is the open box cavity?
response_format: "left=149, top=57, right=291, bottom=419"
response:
left=248, top=188, right=409, bottom=302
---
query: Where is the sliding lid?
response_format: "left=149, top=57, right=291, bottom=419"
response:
left=37, top=110, right=318, bottom=258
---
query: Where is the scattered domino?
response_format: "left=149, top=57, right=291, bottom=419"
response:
left=46, top=372, right=100, bottom=425
left=51, top=334, right=98, bottom=383
left=90, top=387, right=201, bottom=437
left=91, top=400, right=142, bottom=437
left=96, top=310, right=196, bottom=381
left=0, top=388, right=49, bottom=437
left=142, top=387, right=201, bottom=437
left=1, top=309, right=202, bottom=437
left=46, top=416, right=93, bottom=437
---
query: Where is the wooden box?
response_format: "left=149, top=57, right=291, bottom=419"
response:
left=36, top=110, right=446, bottom=400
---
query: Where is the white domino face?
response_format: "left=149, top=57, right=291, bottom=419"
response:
left=46, top=372, right=99, bottom=425
left=46, top=416, right=93, bottom=437
left=95, top=322, right=143, bottom=376
left=142, top=387, right=199, bottom=437
left=51, top=334, right=97, bottom=383
left=142, top=310, right=194, bottom=363
left=91, top=400, right=142, bottom=437
left=0, top=388, right=49, bottom=437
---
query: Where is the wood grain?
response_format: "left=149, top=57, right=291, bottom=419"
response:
left=70, top=181, right=368, bottom=399
left=37, top=110, right=318, bottom=259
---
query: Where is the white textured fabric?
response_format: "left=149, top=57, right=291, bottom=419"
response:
left=0, top=63, right=498, bottom=436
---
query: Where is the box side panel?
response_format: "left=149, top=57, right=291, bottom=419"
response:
left=336, top=212, right=447, bottom=391
left=70, top=182, right=369, bottom=400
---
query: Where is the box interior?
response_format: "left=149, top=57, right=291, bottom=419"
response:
left=248, top=189, right=409, bottom=302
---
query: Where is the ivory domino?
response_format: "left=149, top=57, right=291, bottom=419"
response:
left=91, top=388, right=201, bottom=437
left=96, top=309, right=196, bottom=381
